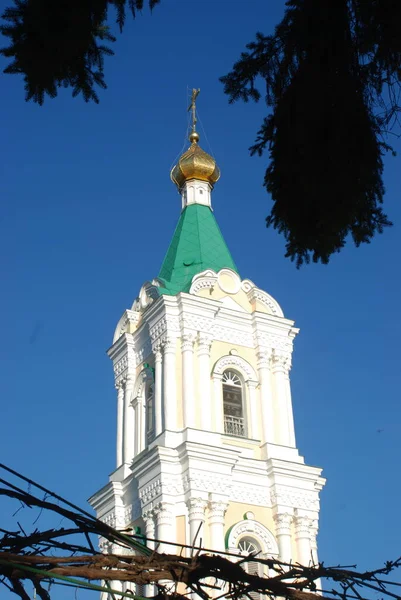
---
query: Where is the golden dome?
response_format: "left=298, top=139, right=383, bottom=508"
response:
left=171, top=132, right=220, bottom=190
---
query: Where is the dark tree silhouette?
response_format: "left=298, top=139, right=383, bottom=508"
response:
left=1, top=0, right=401, bottom=264
left=0, top=0, right=159, bottom=104
left=221, top=0, right=400, bottom=265
left=1, top=462, right=401, bottom=600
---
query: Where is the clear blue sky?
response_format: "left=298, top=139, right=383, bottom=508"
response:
left=1, top=0, right=400, bottom=592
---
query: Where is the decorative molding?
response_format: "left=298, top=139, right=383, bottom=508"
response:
left=183, top=471, right=232, bottom=496
left=124, top=499, right=141, bottom=524
left=246, top=287, right=283, bottom=317
left=213, top=354, right=257, bottom=382
left=254, top=332, right=293, bottom=355
left=217, top=269, right=241, bottom=295
left=230, top=484, right=269, bottom=506
left=133, top=367, right=154, bottom=402
left=211, top=325, right=254, bottom=347
left=270, top=488, right=319, bottom=511
left=227, top=519, right=279, bottom=556
left=113, top=310, right=140, bottom=343
left=181, top=314, right=214, bottom=333
left=190, top=276, right=217, bottom=294
left=140, top=479, right=162, bottom=505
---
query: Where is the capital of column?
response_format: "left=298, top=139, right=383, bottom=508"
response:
left=143, top=508, right=155, bottom=522
left=271, top=352, right=291, bottom=374
left=123, top=375, right=135, bottom=391
left=294, top=515, right=313, bottom=538
left=256, top=349, right=272, bottom=369
left=152, top=338, right=162, bottom=355
left=162, top=337, right=176, bottom=354
left=154, top=502, right=173, bottom=526
left=309, top=519, right=318, bottom=545
left=197, top=334, right=212, bottom=356
left=208, top=500, right=228, bottom=525
left=182, top=333, right=196, bottom=352
left=274, top=512, right=293, bottom=535
left=187, top=497, right=208, bottom=522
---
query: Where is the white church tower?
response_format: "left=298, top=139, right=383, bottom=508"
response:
left=89, top=93, right=325, bottom=572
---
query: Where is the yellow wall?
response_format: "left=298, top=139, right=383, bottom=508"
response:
left=176, top=515, right=186, bottom=548
left=224, top=502, right=275, bottom=546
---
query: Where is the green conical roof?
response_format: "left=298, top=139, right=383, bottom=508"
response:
left=158, top=204, right=238, bottom=296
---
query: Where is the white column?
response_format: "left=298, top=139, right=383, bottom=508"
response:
left=213, top=374, right=224, bottom=433
left=198, top=335, right=212, bottom=431
left=187, top=497, right=208, bottom=548
left=116, top=383, right=124, bottom=467
left=294, top=515, right=312, bottom=566
left=284, top=362, right=296, bottom=447
left=273, top=513, right=293, bottom=563
left=272, top=353, right=293, bottom=447
left=140, top=390, right=146, bottom=451
left=182, top=334, right=196, bottom=428
left=257, top=351, right=275, bottom=444
left=163, top=338, right=177, bottom=431
left=154, top=502, right=174, bottom=554
left=133, top=396, right=140, bottom=455
left=134, top=393, right=146, bottom=455
left=123, top=377, right=135, bottom=464
left=208, top=500, right=228, bottom=552
left=143, top=509, right=156, bottom=550
left=246, top=381, right=259, bottom=440
left=143, top=509, right=156, bottom=596
left=309, top=520, right=319, bottom=566
left=154, top=345, right=163, bottom=436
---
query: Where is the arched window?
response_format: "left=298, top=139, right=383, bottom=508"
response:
left=145, top=383, right=155, bottom=444
left=238, top=537, right=263, bottom=600
left=222, top=370, right=246, bottom=437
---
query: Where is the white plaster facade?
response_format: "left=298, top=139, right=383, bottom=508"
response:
left=89, top=252, right=325, bottom=570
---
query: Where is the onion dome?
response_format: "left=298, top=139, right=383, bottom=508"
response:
left=171, top=131, right=220, bottom=190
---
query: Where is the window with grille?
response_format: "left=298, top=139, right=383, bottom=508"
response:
left=146, top=383, right=155, bottom=444
left=238, top=537, right=263, bottom=600
left=222, top=370, right=246, bottom=437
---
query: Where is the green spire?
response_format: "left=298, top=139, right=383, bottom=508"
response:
left=157, top=204, right=238, bottom=296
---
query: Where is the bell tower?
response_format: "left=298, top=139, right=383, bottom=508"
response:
left=89, top=92, right=325, bottom=577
